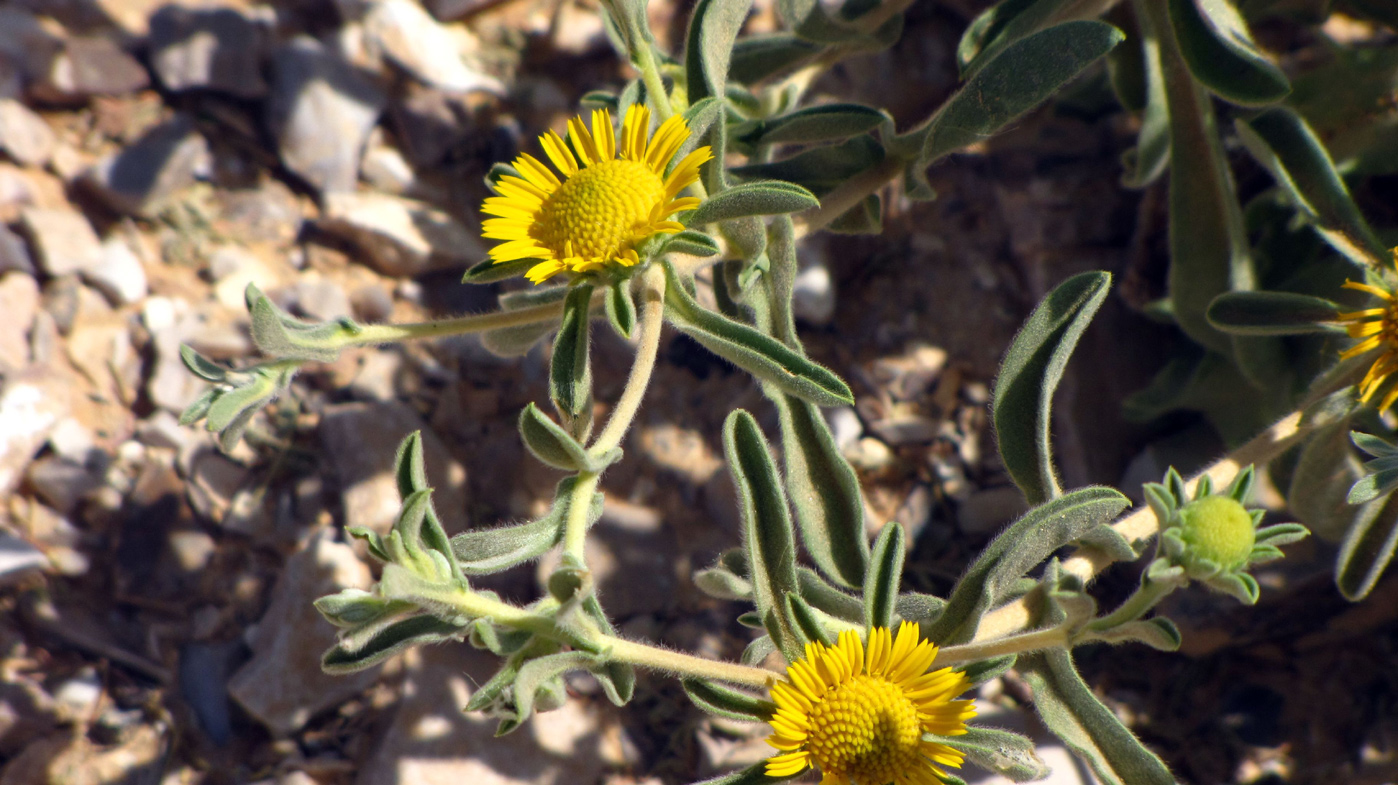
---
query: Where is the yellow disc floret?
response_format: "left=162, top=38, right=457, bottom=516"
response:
left=765, top=622, right=976, bottom=785
left=1178, top=495, right=1256, bottom=570
left=481, top=106, right=713, bottom=284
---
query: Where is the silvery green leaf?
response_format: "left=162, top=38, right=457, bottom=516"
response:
left=930, top=726, right=1050, bottom=783
left=893, top=592, right=945, bottom=626
left=580, top=89, right=617, bottom=111
left=1088, top=617, right=1182, bottom=651
left=741, top=634, right=777, bottom=666
left=598, top=0, right=656, bottom=67
left=798, top=567, right=864, bottom=623
left=1236, top=107, right=1387, bottom=267
left=604, top=280, right=636, bottom=339
left=993, top=271, right=1110, bottom=505
left=551, top=285, right=594, bottom=420
left=499, top=285, right=570, bottom=310
left=580, top=595, right=635, bottom=705
left=662, top=229, right=722, bottom=257
left=863, top=522, right=904, bottom=631
left=957, top=0, right=1118, bottom=77
left=321, top=614, right=465, bottom=675
left=694, top=562, right=755, bottom=600
left=481, top=321, right=556, bottom=358
left=733, top=104, right=886, bottom=147
left=179, top=345, right=229, bottom=382
left=786, top=591, right=835, bottom=647
left=184, top=358, right=298, bottom=452
left=1166, top=0, right=1289, bottom=106
left=828, top=195, right=882, bottom=235
left=685, top=0, right=753, bottom=104
left=775, top=396, right=868, bottom=587
left=484, top=162, right=522, bottom=193
left=684, top=182, right=820, bottom=226
left=464, top=656, right=523, bottom=712
left=730, top=33, right=820, bottom=84
left=314, top=589, right=413, bottom=628
left=1205, top=291, right=1342, bottom=336
left=1121, top=2, right=1170, bottom=188
left=686, top=762, right=795, bottom=785
left=664, top=263, right=854, bottom=406
left=511, top=651, right=595, bottom=726
left=519, top=402, right=616, bottom=472
left=907, top=22, right=1123, bottom=169
left=927, top=487, right=1130, bottom=645
left=1289, top=418, right=1375, bottom=542
left=682, top=678, right=776, bottom=722
left=246, top=283, right=360, bottom=362
left=462, top=257, right=536, bottom=284
left=1354, top=431, right=1398, bottom=458
left=724, top=410, right=803, bottom=661
left=1289, top=46, right=1398, bottom=177
left=961, top=654, right=1016, bottom=687
left=731, top=135, right=885, bottom=193
left=675, top=98, right=725, bottom=165
left=1020, top=650, right=1175, bottom=785
left=392, top=433, right=462, bottom=581
left=1337, top=493, right=1398, bottom=601
left=450, top=476, right=601, bottom=574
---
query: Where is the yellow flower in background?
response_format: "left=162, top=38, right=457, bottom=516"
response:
left=481, top=105, right=712, bottom=284
left=766, top=623, right=976, bottom=785
left=1336, top=278, right=1398, bottom=411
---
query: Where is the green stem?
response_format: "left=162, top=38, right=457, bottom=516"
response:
left=1086, top=574, right=1180, bottom=633
left=635, top=44, right=674, bottom=122
left=562, top=471, right=601, bottom=564
left=796, top=155, right=906, bottom=238
left=934, top=625, right=1070, bottom=667
left=603, top=636, right=779, bottom=688
left=589, top=265, right=667, bottom=457
left=344, top=301, right=565, bottom=347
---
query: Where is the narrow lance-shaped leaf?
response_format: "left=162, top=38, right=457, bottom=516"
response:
left=663, top=263, right=854, bottom=407
left=684, top=181, right=821, bottom=226
left=733, top=104, right=886, bottom=147
left=957, top=0, right=1118, bottom=77
left=863, top=522, right=905, bottom=631
left=1337, top=492, right=1398, bottom=601
left=931, top=726, right=1050, bottom=783
left=1019, top=650, right=1175, bottom=785
left=993, top=271, right=1110, bottom=505
left=519, top=402, right=620, bottom=472
left=1206, top=291, right=1342, bottom=336
left=551, top=284, right=594, bottom=421
left=682, top=678, right=778, bottom=722
left=322, top=615, right=465, bottom=675
left=926, top=487, right=1130, bottom=645
left=904, top=21, right=1124, bottom=169
left=1236, top=107, right=1387, bottom=268
left=449, top=476, right=602, bottom=574
left=1122, top=0, right=1170, bottom=188
left=1166, top=0, right=1289, bottom=107
left=724, top=410, right=803, bottom=661
left=685, top=0, right=754, bottom=103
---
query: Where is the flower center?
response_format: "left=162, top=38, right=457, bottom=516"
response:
left=1179, top=496, right=1255, bottom=569
left=531, top=159, right=666, bottom=261
left=805, top=674, right=925, bottom=784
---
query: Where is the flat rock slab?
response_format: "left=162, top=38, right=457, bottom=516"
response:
left=227, top=531, right=377, bottom=737
left=148, top=6, right=268, bottom=98
left=83, top=116, right=210, bottom=217
left=19, top=208, right=102, bottom=278
left=319, top=400, right=468, bottom=535
left=0, top=367, right=74, bottom=497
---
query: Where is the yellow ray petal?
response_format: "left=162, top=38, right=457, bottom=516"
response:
left=540, top=130, right=579, bottom=175
left=591, top=108, right=615, bottom=161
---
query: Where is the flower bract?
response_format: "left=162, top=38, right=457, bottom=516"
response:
left=765, top=622, right=976, bottom=785
left=481, top=105, right=712, bottom=284
left=1336, top=272, right=1398, bottom=411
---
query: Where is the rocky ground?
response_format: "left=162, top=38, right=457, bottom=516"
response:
left=0, top=0, right=1395, bottom=783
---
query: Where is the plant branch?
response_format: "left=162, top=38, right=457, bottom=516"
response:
left=934, top=624, right=1070, bottom=667
left=347, top=301, right=566, bottom=346
left=603, top=636, right=779, bottom=688
left=590, top=265, right=667, bottom=456
left=795, top=155, right=905, bottom=238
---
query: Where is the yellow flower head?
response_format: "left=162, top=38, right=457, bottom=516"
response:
left=766, top=622, right=976, bottom=785
left=1337, top=277, right=1398, bottom=411
left=482, top=105, right=712, bottom=284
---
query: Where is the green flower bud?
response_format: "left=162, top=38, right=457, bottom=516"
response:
left=1177, top=496, right=1255, bottom=570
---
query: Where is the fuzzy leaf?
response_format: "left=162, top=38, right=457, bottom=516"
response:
left=686, top=0, right=753, bottom=103
left=1206, top=291, right=1342, bottom=336
left=725, top=410, right=802, bottom=661
left=314, top=589, right=413, bottom=628
left=730, top=33, right=820, bottom=84
left=933, top=726, right=1050, bottom=783
left=604, top=281, right=637, bottom=339
left=662, top=229, right=722, bottom=258
left=1290, top=418, right=1374, bottom=542
left=512, top=651, right=595, bottom=723
left=957, top=0, right=1118, bottom=77
left=687, top=763, right=792, bottom=785
left=1236, top=107, right=1387, bottom=267
left=994, top=271, right=1111, bottom=505
left=962, top=654, right=1016, bottom=687
left=927, top=487, right=1130, bottom=645
left=863, top=522, right=905, bottom=632
left=664, top=264, right=854, bottom=406
left=246, top=283, right=359, bottom=362
left=798, top=567, right=865, bottom=623
left=907, top=21, right=1123, bottom=169
left=519, top=403, right=618, bottom=472
left=1090, top=617, right=1182, bottom=651
left=322, top=614, right=465, bottom=674
left=551, top=285, right=594, bottom=419
left=734, top=104, right=886, bottom=146
left=1122, top=4, right=1170, bottom=188
left=683, top=678, right=777, bottom=722
left=786, top=591, right=835, bottom=647
left=731, top=135, right=885, bottom=194
left=463, top=258, right=535, bottom=284
left=179, top=345, right=228, bottom=382
left=684, top=182, right=820, bottom=226
left=450, top=477, right=601, bottom=574
left=1337, top=493, right=1398, bottom=600
left=1166, top=0, right=1289, bottom=106
left=1020, top=649, right=1175, bottom=785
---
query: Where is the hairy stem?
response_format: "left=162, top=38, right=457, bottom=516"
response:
left=934, top=625, right=1070, bottom=667
left=972, top=410, right=1312, bottom=643
left=796, top=155, right=905, bottom=238
left=1086, top=572, right=1180, bottom=633
left=590, top=265, right=667, bottom=456
left=635, top=44, right=674, bottom=122
left=604, top=636, right=779, bottom=688
left=562, top=471, right=602, bottom=564
left=348, top=301, right=566, bottom=346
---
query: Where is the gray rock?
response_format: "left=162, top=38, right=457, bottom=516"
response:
left=267, top=36, right=385, bottom=196
left=320, top=401, right=467, bottom=534
left=82, top=116, right=210, bottom=217
left=319, top=191, right=485, bottom=277
left=0, top=225, right=35, bottom=276
left=26, top=456, right=101, bottom=514
left=19, top=208, right=102, bottom=278
left=792, top=261, right=835, bottom=326
left=293, top=278, right=352, bottom=321
left=135, top=410, right=190, bottom=451
left=179, top=640, right=238, bottom=745
left=824, top=406, right=863, bottom=451
left=227, top=530, right=378, bottom=737
left=363, top=0, right=504, bottom=95
left=47, top=418, right=94, bottom=463
left=148, top=6, right=268, bottom=98
left=51, top=668, right=101, bottom=721
left=349, top=348, right=403, bottom=401
left=360, top=141, right=416, bottom=194
left=356, top=645, right=623, bottom=785
left=957, top=485, right=1029, bottom=536
left=82, top=238, right=148, bottom=306
left=350, top=284, right=393, bottom=322
left=186, top=448, right=248, bottom=524
left=0, top=99, right=55, bottom=167
left=0, top=368, right=73, bottom=496
left=0, top=272, right=38, bottom=373
left=422, top=0, right=495, bottom=22
left=33, top=36, right=150, bottom=101
left=0, top=9, right=63, bottom=88
left=0, top=529, right=47, bottom=585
